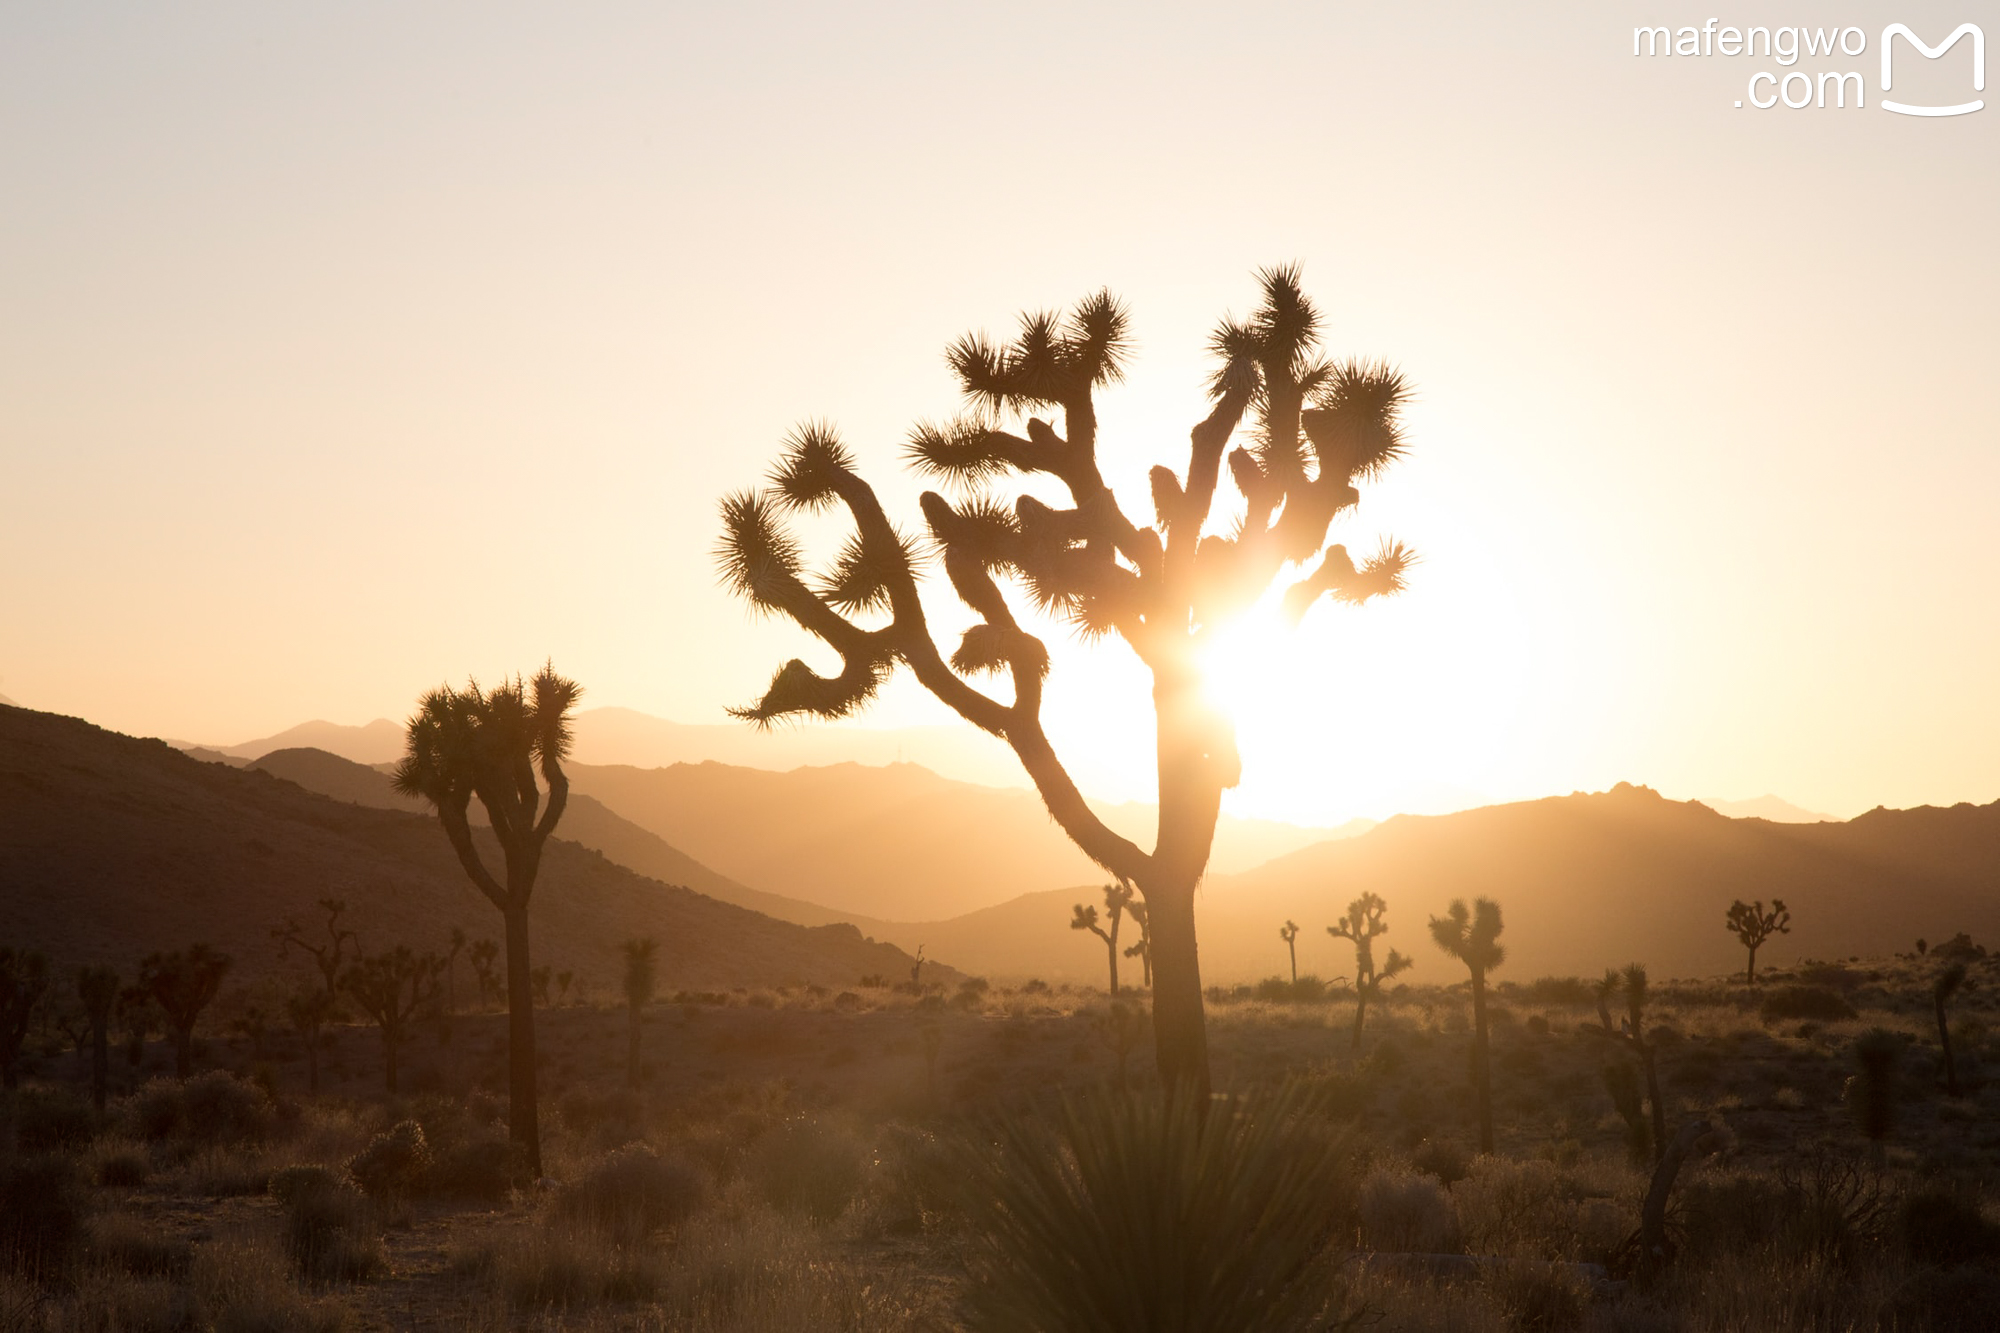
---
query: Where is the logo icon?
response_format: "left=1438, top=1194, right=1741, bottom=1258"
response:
left=1880, top=23, right=1984, bottom=116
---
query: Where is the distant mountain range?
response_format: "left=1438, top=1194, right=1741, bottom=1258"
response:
left=0, top=704, right=929, bottom=993
left=1696, top=795, right=1836, bottom=824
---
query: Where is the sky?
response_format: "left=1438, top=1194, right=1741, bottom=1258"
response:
left=3, top=2, right=1996, bottom=827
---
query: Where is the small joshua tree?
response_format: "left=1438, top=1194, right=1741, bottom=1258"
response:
left=137, top=945, right=232, bottom=1078
left=1935, top=962, right=1968, bottom=1097
left=445, top=927, right=467, bottom=1016
left=1429, top=898, right=1505, bottom=1153
left=469, top=938, right=501, bottom=1009
left=1595, top=964, right=1666, bottom=1164
left=1329, top=893, right=1412, bottom=1051
left=1070, top=882, right=1132, bottom=995
left=1279, top=920, right=1300, bottom=987
left=716, top=269, right=1417, bottom=1096
left=530, top=965, right=552, bottom=1009
left=395, top=665, right=579, bottom=1177
left=77, top=965, right=119, bottom=1112
left=1123, top=901, right=1152, bottom=988
left=555, top=970, right=573, bottom=1005
left=622, top=938, right=657, bottom=1090
left=340, top=947, right=445, bottom=1094
left=272, top=897, right=358, bottom=1000
left=1850, top=1028, right=1901, bottom=1165
left=0, top=947, right=51, bottom=1090
left=1725, top=898, right=1790, bottom=984
left=285, top=986, right=336, bottom=1095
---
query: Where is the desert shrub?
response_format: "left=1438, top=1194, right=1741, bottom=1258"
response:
left=63, top=1275, right=199, bottom=1333
left=560, top=1089, right=646, bottom=1149
left=1359, top=1166, right=1460, bottom=1253
left=269, top=1165, right=382, bottom=1283
left=1878, top=1262, right=2000, bottom=1333
left=0, top=1154, right=84, bottom=1277
left=128, top=1071, right=273, bottom=1146
left=953, top=1084, right=1357, bottom=1333
left=12, top=1086, right=97, bottom=1154
left=1775, top=1148, right=1888, bottom=1266
left=553, top=1143, right=702, bottom=1245
left=484, top=1226, right=661, bottom=1309
left=1487, top=1261, right=1589, bottom=1333
left=1898, top=1187, right=2000, bottom=1268
left=1517, top=976, right=1596, bottom=1008
left=191, top=1234, right=349, bottom=1333
left=87, top=1210, right=193, bottom=1279
left=1678, top=1172, right=1790, bottom=1262
left=1454, top=1157, right=1594, bottom=1261
left=1409, top=1138, right=1471, bottom=1187
left=1367, top=1037, right=1406, bottom=1076
left=347, top=1120, right=431, bottom=1200
left=748, top=1117, right=868, bottom=1224
left=1759, top=986, right=1856, bottom=1023
left=1793, top=962, right=1866, bottom=991
left=92, top=1140, right=152, bottom=1188
left=424, top=1134, right=517, bottom=1203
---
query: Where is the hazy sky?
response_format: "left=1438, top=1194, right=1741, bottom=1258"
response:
left=4, top=3, right=1996, bottom=826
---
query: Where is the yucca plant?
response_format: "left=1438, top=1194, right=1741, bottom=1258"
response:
left=952, top=1083, right=1360, bottom=1332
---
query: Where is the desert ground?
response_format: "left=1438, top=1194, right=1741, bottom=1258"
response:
left=4, top=943, right=1998, bottom=1332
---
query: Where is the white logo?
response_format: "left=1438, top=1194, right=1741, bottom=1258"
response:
left=1880, top=23, right=1984, bottom=116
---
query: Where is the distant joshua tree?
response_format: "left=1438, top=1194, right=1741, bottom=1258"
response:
left=1329, top=893, right=1412, bottom=1051
left=393, top=663, right=580, bottom=1178
left=622, top=938, right=657, bottom=1090
left=136, top=945, right=232, bottom=1079
left=530, top=965, right=553, bottom=1010
left=0, top=948, right=51, bottom=1090
left=909, top=945, right=926, bottom=989
left=272, top=898, right=359, bottom=1000
left=469, top=938, right=501, bottom=1009
left=1429, top=898, right=1505, bottom=1154
left=1279, top=920, right=1301, bottom=987
left=556, top=970, right=574, bottom=1005
left=340, top=946, right=445, bottom=1094
left=1596, top=964, right=1666, bottom=1164
left=1725, top=898, right=1790, bottom=984
left=1071, top=882, right=1133, bottom=995
left=445, top=927, right=467, bottom=1016
left=285, top=986, right=337, bottom=1094
left=77, top=965, right=119, bottom=1112
left=1935, top=962, right=1968, bottom=1097
left=1851, top=1028, right=1901, bottom=1164
left=1123, top=901, right=1152, bottom=989
left=715, top=269, right=1417, bottom=1096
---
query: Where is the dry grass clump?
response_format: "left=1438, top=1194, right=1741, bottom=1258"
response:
left=1359, top=1165, right=1461, bottom=1253
left=0, top=1153, right=85, bottom=1279
left=745, top=1116, right=869, bottom=1224
left=128, top=1071, right=274, bottom=1147
left=189, top=1232, right=349, bottom=1333
left=85, top=1211, right=193, bottom=1280
left=472, top=1223, right=664, bottom=1309
left=552, top=1142, right=703, bottom=1244
left=85, top=1137, right=151, bottom=1188
left=268, top=1164, right=385, bottom=1283
left=1452, top=1157, right=1631, bottom=1263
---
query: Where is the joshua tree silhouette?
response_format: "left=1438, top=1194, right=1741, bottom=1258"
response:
left=1596, top=964, right=1666, bottom=1164
left=77, top=965, right=118, bottom=1112
left=1725, top=898, right=1789, bottom=984
left=1935, top=962, right=1968, bottom=1097
left=622, top=937, right=657, bottom=1090
left=135, top=945, right=232, bottom=1079
left=1429, top=898, right=1505, bottom=1153
left=1070, top=882, right=1133, bottom=995
left=0, top=948, right=50, bottom=1090
left=716, top=269, right=1415, bottom=1095
left=285, top=986, right=336, bottom=1095
left=1278, top=920, right=1300, bottom=987
left=271, top=898, right=358, bottom=1000
left=340, top=946, right=445, bottom=1094
left=393, top=664, right=581, bottom=1177
left=469, top=938, right=501, bottom=1009
left=1123, top=901, right=1152, bottom=988
left=1328, top=892, right=1411, bottom=1051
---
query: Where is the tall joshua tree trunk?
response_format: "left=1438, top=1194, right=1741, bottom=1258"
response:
left=1468, top=965, right=1492, bottom=1152
left=503, top=900, right=539, bottom=1158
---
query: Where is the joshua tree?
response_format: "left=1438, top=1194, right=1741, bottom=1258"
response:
left=469, top=938, right=501, bottom=1009
left=622, top=937, right=657, bottom=1090
left=285, top=986, right=336, bottom=1094
left=77, top=965, right=119, bottom=1112
left=1595, top=964, right=1666, bottom=1164
left=445, top=926, right=467, bottom=1016
left=0, top=947, right=50, bottom=1090
left=272, top=898, right=358, bottom=1000
left=1123, top=902, right=1153, bottom=989
left=394, top=665, right=580, bottom=1177
left=1429, top=898, right=1505, bottom=1153
left=1935, top=962, right=1968, bottom=1097
left=716, top=269, right=1416, bottom=1096
left=1329, top=892, right=1412, bottom=1051
left=136, top=945, right=232, bottom=1078
left=909, top=945, right=926, bottom=989
left=555, top=970, right=574, bottom=1005
left=1279, top=920, right=1300, bottom=987
left=1851, top=1028, right=1901, bottom=1165
left=1725, top=898, right=1790, bottom=984
left=530, top=965, right=552, bottom=1009
left=340, top=946, right=445, bottom=1094
left=1070, top=882, right=1133, bottom=995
